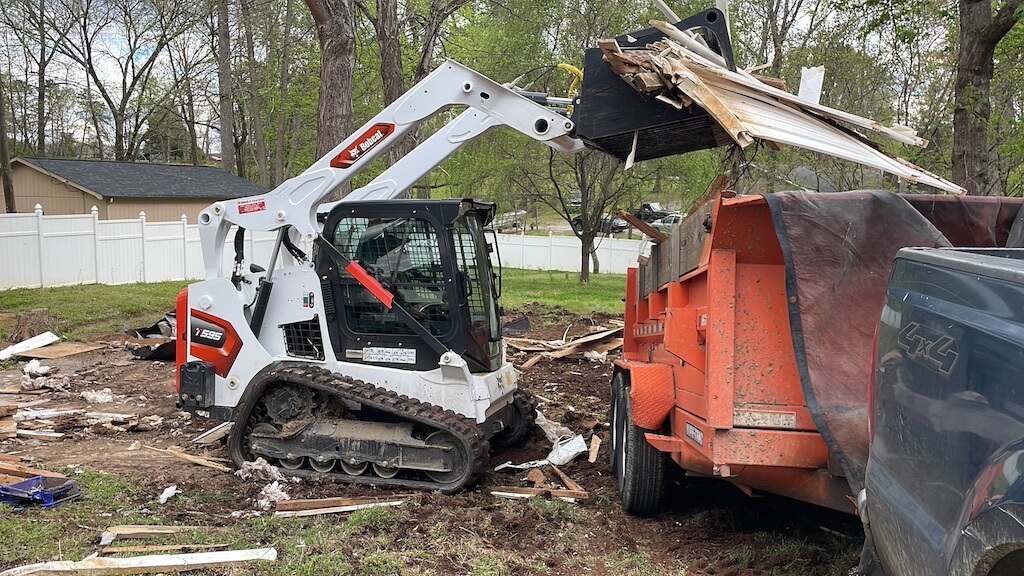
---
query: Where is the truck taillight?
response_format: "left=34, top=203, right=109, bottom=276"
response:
left=867, top=323, right=880, bottom=442
left=175, top=287, right=188, bottom=394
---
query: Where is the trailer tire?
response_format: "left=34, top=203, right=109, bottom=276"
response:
left=610, top=371, right=664, bottom=515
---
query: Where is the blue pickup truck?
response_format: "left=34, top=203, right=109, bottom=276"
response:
left=861, top=247, right=1024, bottom=576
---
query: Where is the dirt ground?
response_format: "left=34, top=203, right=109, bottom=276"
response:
left=0, top=311, right=863, bottom=575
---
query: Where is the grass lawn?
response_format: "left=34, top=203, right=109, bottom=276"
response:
left=0, top=269, right=625, bottom=342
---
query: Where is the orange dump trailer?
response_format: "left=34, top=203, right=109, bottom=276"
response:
left=610, top=190, right=1024, bottom=514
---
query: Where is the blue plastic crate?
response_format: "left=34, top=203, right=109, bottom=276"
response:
left=0, top=475, right=81, bottom=508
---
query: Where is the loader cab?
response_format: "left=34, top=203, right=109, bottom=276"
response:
left=316, top=199, right=502, bottom=373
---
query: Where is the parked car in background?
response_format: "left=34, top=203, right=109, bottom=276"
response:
left=861, top=247, right=1024, bottom=576
left=650, top=213, right=685, bottom=234
left=630, top=202, right=673, bottom=223
left=572, top=213, right=627, bottom=234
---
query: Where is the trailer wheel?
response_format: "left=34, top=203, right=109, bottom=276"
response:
left=610, top=371, right=664, bottom=514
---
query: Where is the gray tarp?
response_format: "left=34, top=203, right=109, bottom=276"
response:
left=764, top=191, right=1024, bottom=493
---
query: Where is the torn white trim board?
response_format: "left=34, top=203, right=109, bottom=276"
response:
left=0, top=547, right=278, bottom=576
left=0, top=333, right=59, bottom=361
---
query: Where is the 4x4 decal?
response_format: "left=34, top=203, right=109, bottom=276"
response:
left=897, top=322, right=960, bottom=376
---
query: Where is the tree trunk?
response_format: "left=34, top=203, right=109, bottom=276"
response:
left=580, top=235, right=594, bottom=283
left=951, top=0, right=1022, bottom=195
left=273, top=0, right=294, bottom=186
left=307, top=0, right=355, bottom=200
left=240, top=0, right=269, bottom=189
left=217, top=0, right=236, bottom=174
left=375, top=0, right=414, bottom=170
left=0, top=77, right=14, bottom=213
left=36, top=2, right=46, bottom=156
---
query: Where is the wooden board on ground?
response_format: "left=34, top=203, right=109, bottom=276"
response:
left=101, top=525, right=202, bottom=541
left=0, top=462, right=66, bottom=480
left=489, top=486, right=589, bottom=500
left=273, top=500, right=406, bottom=518
left=99, top=544, right=230, bottom=555
left=0, top=547, right=278, bottom=576
left=275, top=494, right=415, bottom=513
left=0, top=388, right=46, bottom=396
left=15, top=342, right=104, bottom=359
left=0, top=419, right=18, bottom=439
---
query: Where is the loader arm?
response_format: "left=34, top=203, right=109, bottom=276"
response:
left=198, top=59, right=581, bottom=280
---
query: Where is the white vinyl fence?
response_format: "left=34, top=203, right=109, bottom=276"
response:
left=0, top=205, right=646, bottom=290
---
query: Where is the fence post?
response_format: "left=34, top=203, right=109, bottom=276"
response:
left=181, top=214, right=188, bottom=281
left=139, top=211, right=147, bottom=283
left=92, top=206, right=100, bottom=285
left=547, top=231, right=553, bottom=271
left=34, top=204, right=44, bottom=287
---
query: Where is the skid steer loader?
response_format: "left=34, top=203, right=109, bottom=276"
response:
left=175, top=60, right=584, bottom=492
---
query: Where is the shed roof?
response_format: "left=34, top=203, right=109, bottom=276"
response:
left=14, top=157, right=265, bottom=200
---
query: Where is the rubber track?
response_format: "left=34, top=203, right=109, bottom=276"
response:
left=230, top=364, right=488, bottom=493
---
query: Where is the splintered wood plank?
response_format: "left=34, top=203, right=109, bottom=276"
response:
left=144, top=446, right=231, bottom=473
left=273, top=500, right=406, bottom=518
left=15, top=342, right=105, bottom=360
left=0, top=462, right=65, bottom=480
left=99, top=544, right=230, bottom=555
left=489, top=486, right=589, bottom=500
left=275, top=494, right=415, bottom=513
left=101, top=525, right=202, bottom=541
left=16, top=430, right=64, bottom=442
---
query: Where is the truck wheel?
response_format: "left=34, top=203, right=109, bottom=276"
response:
left=610, top=371, right=664, bottom=514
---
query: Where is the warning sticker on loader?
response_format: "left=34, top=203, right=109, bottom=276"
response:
left=363, top=347, right=416, bottom=364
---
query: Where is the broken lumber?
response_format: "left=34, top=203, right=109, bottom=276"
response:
left=0, top=404, right=15, bottom=417
left=518, top=354, right=544, bottom=370
left=14, top=409, right=83, bottom=422
left=273, top=500, right=406, bottom=518
left=490, top=486, right=587, bottom=502
left=144, top=445, right=231, bottom=473
left=0, top=462, right=66, bottom=480
left=0, top=418, right=15, bottom=439
left=99, top=525, right=202, bottom=546
left=15, top=430, right=63, bottom=442
left=0, top=547, right=277, bottom=576
left=549, top=465, right=585, bottom=493
left=99, top=543, right=230, bottom=555
left=0, top=453, right=25, bottom=462
left=275, top=494, right=415, bottom=513
left=588, top=435, right=602, bottom=463
left=191, top=422, right=232, bottom=445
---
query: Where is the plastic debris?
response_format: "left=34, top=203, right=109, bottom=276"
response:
left=23, top=359, right=54, bottom=377
left=158, top=485, right=182, bottom=504
left=547, top=434, right=588, bottom=466
left=81, top=388, right=114, bottom=404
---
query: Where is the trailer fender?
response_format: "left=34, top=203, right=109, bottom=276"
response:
left=613, top=360, right=674, bottom=429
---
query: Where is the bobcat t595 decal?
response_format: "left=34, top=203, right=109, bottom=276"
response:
left=189, top=310, right=243, bottom=377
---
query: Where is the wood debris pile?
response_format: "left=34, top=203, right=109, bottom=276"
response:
left=596, top=22, right=964, bottom=194
left=491, top=464, right=589, bottom=503
left=507, top=323, right=624, bottom=370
